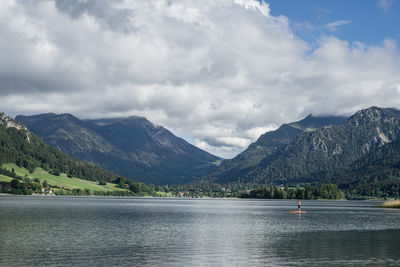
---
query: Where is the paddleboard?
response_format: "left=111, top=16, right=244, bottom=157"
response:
left=289, top=210, right=307, bottom=213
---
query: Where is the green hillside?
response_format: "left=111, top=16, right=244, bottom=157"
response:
left=0, top=174, right=12, bottom=182
left=0, top=112, right=170, bottom=196
left=0, top=163, right=176, bottom=197
left=0, top=117, right=121, bottom=185
left=1, top=163, right=128, bottom=193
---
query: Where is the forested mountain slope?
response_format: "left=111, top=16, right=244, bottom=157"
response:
left=205, top=114, right=347, bottom=183
left=16, top=113, right=220, bottom=185
left=0, top=112, right=121, bottom=184
left=206, top=107, right=400, bottom=186
left=331, top=137, right=400, bottom=197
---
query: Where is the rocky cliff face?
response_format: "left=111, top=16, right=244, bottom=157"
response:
left=0, top=112, right=27, bottom=131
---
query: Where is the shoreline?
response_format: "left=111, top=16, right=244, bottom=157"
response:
left=381, top=200, right=400, bottom=208
left=0, top=194, right=390, bottom=202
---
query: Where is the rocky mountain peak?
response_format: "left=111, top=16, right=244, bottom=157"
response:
left=0, top=112, right=28, bottom=131
left=345, top=107, right=400, bottom=128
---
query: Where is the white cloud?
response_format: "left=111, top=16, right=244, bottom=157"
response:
left=1, top=0, right=400, bottom=158
left=325, top=20, right=351, bottom=32
left=377, top=0, right=393, bottom=12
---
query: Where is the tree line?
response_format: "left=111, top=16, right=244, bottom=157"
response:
left=241, top=184, right=345, bottom=200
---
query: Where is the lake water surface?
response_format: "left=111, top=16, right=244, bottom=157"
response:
left=1, top=196, right=400, bottom=266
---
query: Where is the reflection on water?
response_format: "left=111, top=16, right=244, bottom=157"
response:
left=0, top=196, right=399, bottom=266
left=273, top=230, right=400, bottom=266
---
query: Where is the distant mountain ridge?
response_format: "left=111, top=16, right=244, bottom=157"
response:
left=16, top=113, right=220, bottom=185
left=205, top=107, right=400, bottom=187
left=15, top=106, right=400, bottom=198
left=204, top=114, right=348, bottom=183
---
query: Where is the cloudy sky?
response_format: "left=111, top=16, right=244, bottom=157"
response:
left=1, top=0, right=400, bottom=158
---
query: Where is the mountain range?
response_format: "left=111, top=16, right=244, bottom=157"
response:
left=203, top=114, right=347, bottom=184
left=13, top=107, right=400, bottom=197
left=203, top=106, right=400, bottom=197
left=16, top=113, right=220, bottom=185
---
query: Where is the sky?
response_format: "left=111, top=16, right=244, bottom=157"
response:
left=1, top=0, right=400, bottom=159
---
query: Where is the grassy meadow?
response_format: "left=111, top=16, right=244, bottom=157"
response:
left=2, top=163, right=129, bottom=193
left=0, top=174, right=13, bottom=182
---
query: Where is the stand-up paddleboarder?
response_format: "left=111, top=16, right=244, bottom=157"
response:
left=289, top=200, right=306, bottom=213
left=297, top=199, right=301, bottom=212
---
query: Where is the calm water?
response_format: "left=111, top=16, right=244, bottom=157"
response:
left=1, top=196, right=400, bottom=266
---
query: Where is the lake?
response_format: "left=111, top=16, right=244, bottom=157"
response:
left=1, top=196, right=400, bottom=266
